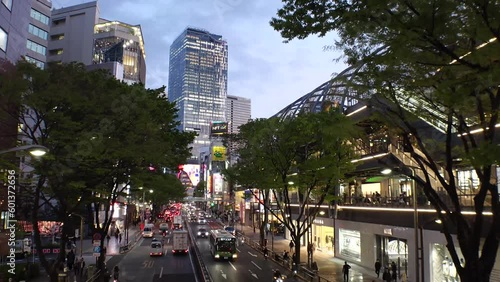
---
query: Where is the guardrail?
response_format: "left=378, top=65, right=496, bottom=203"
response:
left=185, top=216, right=213, bottom=282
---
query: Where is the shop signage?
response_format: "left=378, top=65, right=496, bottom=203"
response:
left=313, top=219, right=324, bottom=225
left=384, top=228, right=392, bottom=235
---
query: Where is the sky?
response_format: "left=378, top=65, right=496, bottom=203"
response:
left=53, top=0, right=348, bottom=118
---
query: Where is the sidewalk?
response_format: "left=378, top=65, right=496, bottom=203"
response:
left=29, top=225, right=142, bottom=282
left=232, top=221, right=382, bottom=282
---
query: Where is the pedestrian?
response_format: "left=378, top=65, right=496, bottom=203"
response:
left=391, top=261, right=398, bottom=281
left=106, top=234, right=110, bottom=245
left=342, top=261, right=351, bottom=282
left=383, top=268, right=391, bottom=282
left=80, top=257, right=85, bottom=277
left=66, top=250, right=75, bottom=270
left=289, top=240, right=294, bottom=252
left=263, top=246, right=269, bottom=260
left=119, top=233, right=122, bottom=244
left=375, top=259, right=382, bottom=278
left=74, top=258, right=80, bottom=276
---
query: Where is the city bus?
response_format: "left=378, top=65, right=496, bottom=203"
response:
left=209, top=229, right=238, bottom=261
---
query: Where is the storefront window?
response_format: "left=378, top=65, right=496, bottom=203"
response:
left=431, top=243, right=461, bottom=282
left=339, top=229, right=361, bottom=261
left=376, top=235, right=408, bottom=278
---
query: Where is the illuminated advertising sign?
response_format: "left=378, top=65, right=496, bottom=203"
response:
left=213, top=173, right=223, bottom=193
left=212, top=146, right=226, bottom=161
left=210, top=121, right=228, bottom=136
left=178, top=164, right=200, bottom=187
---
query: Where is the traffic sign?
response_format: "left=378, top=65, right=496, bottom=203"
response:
left=93, top=240, right=101, bottom=247
left=93, top=246, right=101, bottom=257
left=92, top=233, right=102, bottom=241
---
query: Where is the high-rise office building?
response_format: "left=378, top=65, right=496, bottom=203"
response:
left=168, top=27, right=228, bottom=160
left=26, top=0, right=51, bottom=69
left=226, top=95, right=251, bottom=135
left=48, top=1, right=146, bottom=84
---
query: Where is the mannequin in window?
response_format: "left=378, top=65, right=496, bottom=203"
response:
left=448, top=260, right=457, bottom=281
left=442, top=256, right=450, bottom=277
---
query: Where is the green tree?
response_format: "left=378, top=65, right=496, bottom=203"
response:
left=225, top=110, right=358, bottom=267
left=271, top=1, right=500, bottom=281
left=0, top=61, right=195, bottom=281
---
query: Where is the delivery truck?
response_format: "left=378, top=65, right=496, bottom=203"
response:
left=171, top=230, right=189, bottom=254
left=173, top=215, right=183, bottom=230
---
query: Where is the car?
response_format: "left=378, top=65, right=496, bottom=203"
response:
left=198, top=217, right=206, bottom=224
left=159, top=223, right=170, bottom=235
left=197, top=228, right=209, bottom=238
left=150, top=239, right=163, bottom=256
left=224, top=226, right=235, bottom=235
left=143, top=226, right=154, bottom=238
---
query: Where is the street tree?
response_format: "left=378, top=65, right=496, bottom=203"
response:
left=271, top=1, right=500, bottom=281
left=226, top=110, right=358, bottom=267
left=0, top=61, right=194, bottom=281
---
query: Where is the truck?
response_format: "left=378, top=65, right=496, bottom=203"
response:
left=171, top=230, right=189, bottom=254
left=173, top=215, right=183, bottom=230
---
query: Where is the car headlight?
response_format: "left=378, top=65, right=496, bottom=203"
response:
left=232, top=254, right=238, bottom=258
left=215, top=254, right=220, bottom=258
left=197, top=232, right=201, bottom=235
left=205, top=232, right=209, bottom=236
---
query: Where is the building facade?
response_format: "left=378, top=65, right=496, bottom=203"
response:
left=48, top=1, right=146, bottom=84
left=226, top=95, right=251, bottom=135
left=26, top=0, right=51, bottom=69
left=168, top=27, right=228, bottom=160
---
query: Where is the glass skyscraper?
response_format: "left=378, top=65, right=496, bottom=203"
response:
left=168, top=27, right=228, bottom=160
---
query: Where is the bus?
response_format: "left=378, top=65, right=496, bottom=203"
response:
left=209, top=229, right=238, bottom=261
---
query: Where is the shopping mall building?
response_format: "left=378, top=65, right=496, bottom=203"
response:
left=238, top=61, right=500, bottom=281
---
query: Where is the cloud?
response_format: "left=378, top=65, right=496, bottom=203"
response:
left=53, top=0, right=348, bottom=118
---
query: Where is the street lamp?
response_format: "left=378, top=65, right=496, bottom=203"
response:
left=69, top=213, right=85, bottom=258
left=382, top=167, right=419, bottom=282
left=0, top=144, right=49, bottom=156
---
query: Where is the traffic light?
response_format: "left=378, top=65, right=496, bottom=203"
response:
left=210, top=202, right=215, bottom=207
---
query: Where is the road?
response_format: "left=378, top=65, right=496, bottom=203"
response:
left=117, top=230, right=197, bottom=282
left=189, top=219, right=295, bottom=282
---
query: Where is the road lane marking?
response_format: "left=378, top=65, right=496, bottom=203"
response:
left=251, top=261, right=262, bottom=270
left=229, top=261, right=237, bottom=271
left=159, top=267, right=163, bottom=278
left=220, top=269, right=227, bottom=279
left=249, top=269, right=259, bottom=279
left=248, top=251, right=257, bottom=257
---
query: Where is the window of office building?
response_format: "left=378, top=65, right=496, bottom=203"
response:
left=28, top=24, right=48, bottom=40
left=30, top=9, right=49, bottom=25
left=0, top=28, right=8, bottom=52
left=0, top=27, right=7, bottom=52
left=27, top=40, right=46, bottom=55
left=1, top=0, right=12, bottom=10
left=25, top=56, right=45, bottom=69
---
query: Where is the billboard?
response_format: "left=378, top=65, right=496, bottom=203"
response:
left=210, top=121, right=228, bottom=136
left=213, top=173, right=223, bottom=193
left=212, top=146, right=227, bottom=161
left=178, top=164, right=200, bottom=187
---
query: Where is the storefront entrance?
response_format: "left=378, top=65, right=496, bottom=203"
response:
left=376, top=235, right=408, bottom=278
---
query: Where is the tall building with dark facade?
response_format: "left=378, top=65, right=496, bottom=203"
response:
left=48, top=1, right=146, bottom=84
left=168, top=27, right=228, bottom=160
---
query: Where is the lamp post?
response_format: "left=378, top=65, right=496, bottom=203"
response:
left=382, top=167, right=419, bottom=282
left=70, top=213, right=85, bottom=258
left=0, top=144, right=49, bottom=156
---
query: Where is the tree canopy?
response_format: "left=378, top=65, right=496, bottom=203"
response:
left=271, top=1, right=500, bottom=281
left=0, top=61, right=195, bottom=281
left=225, top=109, right=358, bottom=266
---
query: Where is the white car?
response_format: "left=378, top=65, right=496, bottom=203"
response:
left=198, top=217, right=206, bottom=224
left=150, top=239, right=163, bottom=256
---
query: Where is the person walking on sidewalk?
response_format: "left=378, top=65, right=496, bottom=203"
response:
left=375, top=259, right=382, bottom=278
left=383, top=268, right=391, bottom=282
left=342, top=261, right=351, bottom=282
left=289, top=240, right=294, bottom=252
